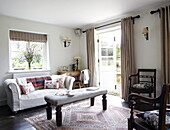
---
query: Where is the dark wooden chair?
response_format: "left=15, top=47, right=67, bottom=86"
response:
left=128, top=84, right=170, bottom=130
left=129, top=69, right=156, bottom=98
left=74, top=70, right=85, bottom=88
left=74, top=69, right=89, bottom=88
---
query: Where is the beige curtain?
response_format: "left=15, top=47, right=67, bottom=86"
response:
left=121, top=17, right=136, bottom=102
left=160, top=6, right=170, bottom=84
left=86, top=28, right=98, bottom=87
left=10, top=30, right=47, bottom=43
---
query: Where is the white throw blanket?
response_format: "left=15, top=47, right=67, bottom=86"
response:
left=82, top=69, right=89, bottom=84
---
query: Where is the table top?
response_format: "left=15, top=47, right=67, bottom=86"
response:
left=44, top=87, right=107, bottom=106
left=58, top=70, right=81, bottom=76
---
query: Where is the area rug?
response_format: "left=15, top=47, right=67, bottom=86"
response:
left=25, top=100, right=133, bottom=130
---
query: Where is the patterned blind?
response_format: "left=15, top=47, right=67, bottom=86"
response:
left=10, top=30, right=47, bottom=43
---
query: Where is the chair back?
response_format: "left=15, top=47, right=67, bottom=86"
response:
left=128, top=84, right=170, bottom=130
left=137, top=69, right=156, bottom=97
left=137, top=69, right=156, bottom=86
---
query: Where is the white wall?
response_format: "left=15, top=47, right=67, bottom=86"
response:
left=0, top=15, right=80, bottom=106
left=80, top=5, right=165, bottom=96
left=134, top=9, right=162, bottom=95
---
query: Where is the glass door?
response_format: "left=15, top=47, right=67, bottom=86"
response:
left=98, top=28, right=121, bottom=95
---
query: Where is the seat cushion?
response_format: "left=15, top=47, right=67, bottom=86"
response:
left=136, top=110, right=170, bottom=129
left=20, top=89, right=67, bottom=110
left=132, top=83, right=152, bottom=89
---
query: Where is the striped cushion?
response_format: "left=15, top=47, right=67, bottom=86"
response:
left=27, top=76, right=51, bottom=87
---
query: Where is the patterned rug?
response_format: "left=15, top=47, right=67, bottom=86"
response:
left=25, top=100, right=132, bottom=130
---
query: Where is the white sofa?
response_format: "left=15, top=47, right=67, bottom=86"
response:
left=4, top=75, right=75, bottom=113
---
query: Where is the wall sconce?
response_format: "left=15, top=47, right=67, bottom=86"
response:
left=142, top=27, right=149, bottom=40
left=62, top=37, right=71, bottom=47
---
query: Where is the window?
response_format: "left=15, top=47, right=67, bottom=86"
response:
left=9, top=30, right=48, bottom=71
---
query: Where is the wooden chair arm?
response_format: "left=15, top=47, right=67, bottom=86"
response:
left=129, top=93, right=160, bottom=104
left=129, top=74, right=138, bottom=80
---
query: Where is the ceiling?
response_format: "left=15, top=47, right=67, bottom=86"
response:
left=0, top=0, right=169, bottom=28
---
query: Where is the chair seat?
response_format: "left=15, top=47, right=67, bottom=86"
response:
left=132, top=118, right=155, bottom=130
left=131, top=83, right=153, bottom=90
left=128, top=84, right=170, bottom=130
left=73, top=80, right=85, bottom=88
left=136, top=110, right=170, bottom=129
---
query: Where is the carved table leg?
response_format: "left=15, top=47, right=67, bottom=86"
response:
left=46, top=102, right=52, bottom=120
left=128, top=101, right=134, bottom=130
left=90, top=97, right=95, bottom=106
left=102, top=94, right=107, bottom=110
left=56, top=106, right=62, bottom=126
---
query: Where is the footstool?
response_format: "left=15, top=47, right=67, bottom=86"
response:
left=44, top=87, right=107, bottom=126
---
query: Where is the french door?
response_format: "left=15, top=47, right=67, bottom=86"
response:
left=97, top=27, right=121, bottom=95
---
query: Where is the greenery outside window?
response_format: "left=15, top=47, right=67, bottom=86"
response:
left=9, top=30, right=48, bottom=71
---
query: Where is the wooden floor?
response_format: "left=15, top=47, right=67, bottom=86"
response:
left=0, top=95, right=128, bottom=130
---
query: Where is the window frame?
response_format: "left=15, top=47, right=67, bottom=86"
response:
left=8, top=30, right=50, bottom=72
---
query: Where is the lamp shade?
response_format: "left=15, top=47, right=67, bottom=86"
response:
left=74, top=56, right=81, bottom=59
left=142, top=27, right=148, bottom=34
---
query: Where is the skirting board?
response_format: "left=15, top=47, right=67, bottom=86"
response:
left=0, top=98, right=6, bottom=106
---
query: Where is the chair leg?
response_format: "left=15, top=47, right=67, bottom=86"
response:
left=81, top=83, right=85, bottom=88
left=128, top=118, right=133, bottom=130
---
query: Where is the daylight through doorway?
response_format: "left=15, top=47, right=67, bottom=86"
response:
left=97, top=27, right=121, bottom=96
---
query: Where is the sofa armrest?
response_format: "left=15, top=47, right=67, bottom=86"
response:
left=65, top=76, right=75, bottom=91
left=4, top=79, right=21, bottom=112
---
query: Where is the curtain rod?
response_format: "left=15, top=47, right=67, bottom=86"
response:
left=82, top=15, right=140, bottom=33
left=150, top=9, right=160, bottom=15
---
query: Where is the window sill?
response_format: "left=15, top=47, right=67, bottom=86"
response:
left=8, top=69, right=51, bottom=74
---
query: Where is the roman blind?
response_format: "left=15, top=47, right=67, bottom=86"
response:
left=10, top=30, right=47, bottom=43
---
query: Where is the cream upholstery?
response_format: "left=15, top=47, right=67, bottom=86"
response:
left=4, top=75, right=75, bottom=112
left=45, top=88, right=107, bottom=106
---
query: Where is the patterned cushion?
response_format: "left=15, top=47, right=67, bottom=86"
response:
left=27, top=76, right=51, bottom=87
left=136, top=110, right=170, bottom=129
left=19, top=82, right=35, bottom=94
left=44, top=80, right=59, bottom=89
left=16, top=78, right=27, bottom=85
left=132, top=83, right=152, bottom=89
left=51, top=75, right=66, bottom=88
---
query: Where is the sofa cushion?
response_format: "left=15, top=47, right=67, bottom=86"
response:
left=35, top=76, right=51, bottom=86
left=19, top=82, right=35, bottom=94
left=26, top=77, right=37, bottom=86
left=20, top=89, right=67, bottom=110
left=44, top=80, right=59, bottom=89
left=51, top=75, right=66, bottom=88
left=26, top=76, right=51, bottom=89
left=16, top=78, right=27, bottom=85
